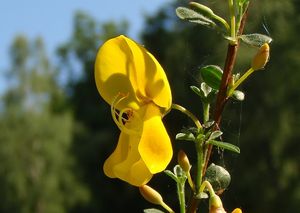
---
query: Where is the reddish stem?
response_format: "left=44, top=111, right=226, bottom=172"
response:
left=203, top=6, right=249, bottom=181
left=186, top=6, right=249, bottom=213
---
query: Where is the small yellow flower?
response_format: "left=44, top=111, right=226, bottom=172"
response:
left=95, top=35, right=173, bottom=186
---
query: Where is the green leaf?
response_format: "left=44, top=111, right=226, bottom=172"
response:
left=207, top=140, right=240, bottom=153
left=190, top=84, right=216, bottom=103
left=189, top=2, right=214, bottom=17
left=174, top=165, right=185, bottom=178
left=176, top=7, right=216, bottom=27
left=164, top=170, right=178, bottom=182
left=189, top=2, right=229, bottom=32
left=204, top=163, right=231, bottom=192
left=190, top=85, right=205, bottom=98
left=203, top=120, right=215, bottom=128
left=176, top=132, right=195, bottom=141
left=200, top=82, right=212, bottom=97
left=144, top=208, right=165, bottom=213
left=208, top=130, right=223, bottom=140
left=200, top=65, right=223, bottom=90
left=239, top=33, right=272, bottom=47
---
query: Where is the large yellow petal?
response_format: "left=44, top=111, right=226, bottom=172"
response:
left=103, top=113, right=153, bottom=186
left=103, top=131, right=129, bottom=178
left=138, top=103, right=173, bottom=174
left=95, top=35, right=139, bottom=110
left=124, top=37, right=172, bottom=111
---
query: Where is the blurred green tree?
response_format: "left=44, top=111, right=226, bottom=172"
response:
left=0, top=36, right=89, bottom=213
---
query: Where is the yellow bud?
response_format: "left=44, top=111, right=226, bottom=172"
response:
left=251, top=43, right=270, bottom=70
left=231, top=208, right=242, bottom=213
left=139, top=185, right=163, bottom=205
left=177, top=150, right=191, bottom=172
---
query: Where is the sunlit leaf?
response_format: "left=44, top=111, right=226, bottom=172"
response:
left=176, top=7, right=216, bottom=27
left=200, top=65, right=223, bottom=90
left=207, top=140, right=240, bottom=153
left=208, top=130, right=223, bottom=140
left=173, top=165, right=184, bottom=177
left=239, top=33, right=272, bottom=47
left=164, top=170, right=177, bottom=182
left=176, top=132, right=195, bottom=141
left=190, top=85, right=204, bottom=98
left=204, top=163, right=231, bottom=193
left=200, top=82, right=212, bottom=97
left=203, top=120, right=215, bottom=128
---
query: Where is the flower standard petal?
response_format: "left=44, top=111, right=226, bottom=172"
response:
left=95, top=35, right=172, bottom=111
left=138, top=103, right=173, bottom=174
left=123, top=37, right=172, bottom=111
left=95, top=35, right=140, bottom=110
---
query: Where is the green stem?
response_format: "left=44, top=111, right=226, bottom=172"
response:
left=228, top=0, right=236, bottom=41
left=161, top=201, right=175, bottom=213
left=177, top=179, right=186, bottom=213
left=195, top=141, right=204, bottom=195
left=172, top=104, right=202, bottom=129
left=227, top=67, right=254, bottom=97
left=203, top=102, right=210, bottom=123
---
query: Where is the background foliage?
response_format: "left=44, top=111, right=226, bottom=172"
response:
left=0, top=0, right=299, bottom=212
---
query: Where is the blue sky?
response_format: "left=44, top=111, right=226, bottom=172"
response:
left=0, top=0, right=172, bottom=93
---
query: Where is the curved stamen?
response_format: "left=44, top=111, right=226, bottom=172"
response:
left=111, top=93, right=127, bottom=130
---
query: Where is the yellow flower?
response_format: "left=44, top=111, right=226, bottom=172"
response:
left=95, top=35, right=173, bottom=186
